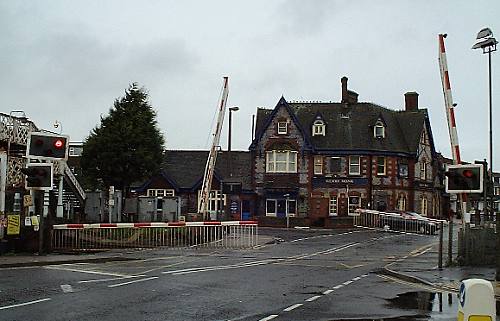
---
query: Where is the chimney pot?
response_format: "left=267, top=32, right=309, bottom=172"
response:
left=404, top=92, right=419, bottom=111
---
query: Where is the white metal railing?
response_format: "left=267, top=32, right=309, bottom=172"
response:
left=52, top=221, right=259, bottom=250
left=353, top=209, right=446, bottom=235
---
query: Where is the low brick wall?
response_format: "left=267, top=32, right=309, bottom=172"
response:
left=257, top=216, right=354, bottom=229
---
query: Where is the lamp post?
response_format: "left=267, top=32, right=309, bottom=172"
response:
left=228, top=107, right=239, bottom=153
left=473, top=27, right=498, bottom=280
left=228, top=106, right=239, bottom=177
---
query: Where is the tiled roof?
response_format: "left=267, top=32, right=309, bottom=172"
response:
left=253, top=99, right=428, bottom=155
left=161, top=150, right=253, bottom=191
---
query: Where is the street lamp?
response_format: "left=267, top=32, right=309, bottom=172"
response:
left=228, top=106, right=239, bottom=178
left=473, top=27, right=498, bottom=280
left=228, top=107, right=239, bottom=152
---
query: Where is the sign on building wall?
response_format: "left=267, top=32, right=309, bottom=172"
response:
left=7, top=215, right=20, bottom=235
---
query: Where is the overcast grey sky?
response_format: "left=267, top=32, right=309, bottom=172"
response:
left=1, top=1, right=499, bottom=168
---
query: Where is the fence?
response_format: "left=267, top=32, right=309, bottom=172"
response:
left=353, top=209, right=446, bottom=235
left=52, top=221, right=259, bottom=251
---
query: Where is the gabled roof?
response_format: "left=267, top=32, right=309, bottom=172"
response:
left=159, top=150, right=253, bottom=191
left=252, top=99, right=432, bottom=156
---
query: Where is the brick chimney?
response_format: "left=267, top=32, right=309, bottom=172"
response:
left=341, top=77, right=348, bottom=103
left=341, top=76, right=358, bottom=104
left=404, top=92, right=419, bottom=111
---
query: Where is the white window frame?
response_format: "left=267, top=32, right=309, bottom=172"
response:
left=374, top=122, right=385, bottom=138
left=419, top=161, right=427, bottom=180
left=376, top=156, right=386, bottom=176
left=277, top=121, right=288, bottom=135
left=147, top=189, right=175, bottom=197
left=198, top=190, right=226, bottom=213
left=349, top=156, right=360, bottom=175
left=348, top=196, right=361, bottom=215
left=314, top=156, right=323, bottom=175
left=329, top=197, right=338, bottom=216
left=312, top=120, right=325, bottom=136
left=421, top=196, right=428, bottom=216
left=266, top=150, right=298, bottom=173
left=266, top=198, right=296, bottom=217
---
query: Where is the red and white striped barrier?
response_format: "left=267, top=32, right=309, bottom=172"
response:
left=53, top=221, right=258, bottom=229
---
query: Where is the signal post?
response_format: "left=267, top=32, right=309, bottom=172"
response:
left=20, top=132, right=68, bottom=254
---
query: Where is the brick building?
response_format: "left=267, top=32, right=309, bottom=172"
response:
left=250, top=77, right=443, bottom=224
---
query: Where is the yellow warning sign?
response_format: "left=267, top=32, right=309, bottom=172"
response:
left=7, top=215, right=20, bottom=235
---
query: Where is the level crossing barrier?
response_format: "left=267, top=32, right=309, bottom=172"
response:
left=52, top=221, right=259, bottom=251
left=353, top=209, right=446, bottom=235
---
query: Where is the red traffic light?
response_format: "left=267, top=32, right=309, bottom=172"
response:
left=53, top=139, right=64, bottom=149
left=462, top=169, right=474, bottom=178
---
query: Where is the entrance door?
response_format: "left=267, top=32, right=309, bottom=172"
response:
left=310, top=197, right=329, bottom=219
left=276, top=200, right=287, bottom=218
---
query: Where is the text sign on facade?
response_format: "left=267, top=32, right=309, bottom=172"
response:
left=7, top=215, right=20, bottom=235
left=312, top=177, right=368, bottom=188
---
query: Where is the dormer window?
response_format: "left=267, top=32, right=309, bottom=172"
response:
left=374, top=120, right=385, bottom=138
left=277, top=121, right=288, bottom=135
left=312, top=120, right=325, bottom=136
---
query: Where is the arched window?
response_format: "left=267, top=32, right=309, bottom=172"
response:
left=312, top=120, right=325, bottom=136
left=374, top=120, right=385, bottom=138
left=420, top=195, right=428, bottom=216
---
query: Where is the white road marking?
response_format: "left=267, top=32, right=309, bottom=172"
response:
left=44, top=266, right=133, bottom=277
left=78, top=275, right=146, bottom=283
left=162, top=259, right=279, bottom=275
left=259, top=315, right=278, bottom=321
left=323, top=289, right=334, bottom=294
left=305, top=295, right=321, bottom=302
left=0, top=298, right=52, bottom=310
left=333, top=284, right=344, bottom=289
left=343, top=280, right=353, bottom=285
left=60, top=284, right=73, bottom=293
left=352, top=277, right=361, bottom=281
left=283, top=303, right=303, bottom=312
left=361, top=274, right=369, bottom=278
left=108, top=276, right=159, bottom=288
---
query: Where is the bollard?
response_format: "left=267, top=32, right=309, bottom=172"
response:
left=447, top=220, right=453, bottom=266
left=457, top=279, right=495, bottom=321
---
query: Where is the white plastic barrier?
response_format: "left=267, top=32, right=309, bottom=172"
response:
left=457, top=278, right=496, bottom=321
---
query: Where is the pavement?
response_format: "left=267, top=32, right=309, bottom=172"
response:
left=1, top=228, right=498, bottom=299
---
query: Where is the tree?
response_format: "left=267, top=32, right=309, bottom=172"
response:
left=81, top=83, right=165, bottom=191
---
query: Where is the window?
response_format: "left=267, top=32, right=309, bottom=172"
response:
left=312, top=120, right=325, bottom=136
left=266, top=198, right=296, bottom=217
left=419, top=161, right=427, bottom=180
left=329, top=197, right=338, bottom=216
left=330, top=157, right=341, bottom=174
left=277, top=121, right=288, bottom=134
left=348, top=196, right=361, bottom=215
left=374, top=121, right=385, bottom=138
left=147, top=189, right=175, bottom=197
left=397, top=195, right=407, bottom=211
left=349, top=156, right=360, bottom=175
left=266, top=150, right=298, bottom=173
left=421, top=196, right=428, bottom=216
left=314, top=156, right=323, bottom=175
left=198, top=190, right=225, bottom=213
left=376, top=157, right=386, bottom=176
left=398, top=163, right=409, bottom=178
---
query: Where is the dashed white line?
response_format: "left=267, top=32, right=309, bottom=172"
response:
left=0, top=298, right=52, bottom=310
left=323, top=289, right=334, bottom=295
left=333, top=284, right=344, bottom=289
left=78, top=275, right=146, bottom=284
left=44, top=266, right=133, bottom=277
left=352, top=277, right=361, bottom=281
left=108, top=276, right=159, bottom=288
left=305, top=295, right=321, bottom=302
left=283, top=303, right=303, bottom=312
left=258, top=315, right=278, bottom=321
left=342, top=280, right=353, bottom=285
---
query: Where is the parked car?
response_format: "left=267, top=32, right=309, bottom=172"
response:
left=379, top=211, right=439, bottom=235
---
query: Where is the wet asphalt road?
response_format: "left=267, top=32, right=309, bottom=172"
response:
left=0, top=228, right=456, bottom=321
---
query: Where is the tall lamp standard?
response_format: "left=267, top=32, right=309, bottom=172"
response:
left=227, top=107, right=239, bottom=176
left=473, top=27, right=498, bottom=280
